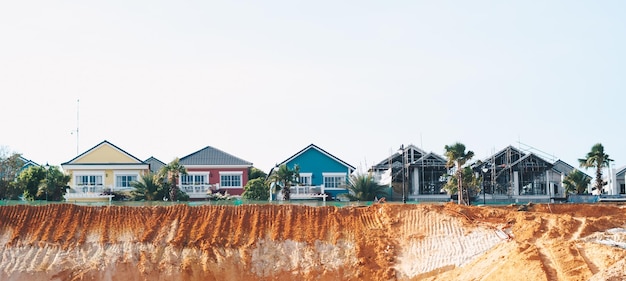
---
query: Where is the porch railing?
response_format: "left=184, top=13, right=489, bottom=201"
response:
left=74, top=185, right=110, bottom=194
left=290, top=185, right=325, bottom=195
left=180, top=184, right=220, bottom=194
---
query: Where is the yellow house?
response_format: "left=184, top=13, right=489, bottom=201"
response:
left=61, top=140, right=149, bottom=201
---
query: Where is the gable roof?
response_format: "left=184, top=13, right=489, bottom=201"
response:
left=145, top=156, right=166, bottom=173
left=551, top=159, right=592, bottom=178
left=278, top=144, right=356, bottom=171
left=616, top=166, right=626, bottom=177
left=61, top=140, right=145, bottom=165
left=552, top=159, right=574, bottom=173
left=179, top=146, right=253, bottom=166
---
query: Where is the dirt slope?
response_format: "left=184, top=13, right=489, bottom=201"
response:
left=0, top=203, right=625, bottom=280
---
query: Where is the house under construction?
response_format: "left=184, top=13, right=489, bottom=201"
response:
left=612, top=167, right=626, bottom=195
left=370, top=145, right=449, bottom=202
left=371, top=144, right=577, bottom=203
left=476, top=145, right=565, bottom=202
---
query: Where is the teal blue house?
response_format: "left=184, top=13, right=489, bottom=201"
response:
left=270, top=144, right=355, bottom=200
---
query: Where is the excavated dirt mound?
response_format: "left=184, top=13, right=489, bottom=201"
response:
left=1, top=203, right=626, bottom=280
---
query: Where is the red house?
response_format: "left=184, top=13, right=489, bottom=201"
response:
left=178, top=146, right=253, bottom=199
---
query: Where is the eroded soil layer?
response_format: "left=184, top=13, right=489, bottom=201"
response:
left=1, top=203, right=626, bottom=280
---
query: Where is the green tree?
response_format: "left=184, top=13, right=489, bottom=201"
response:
left=444, top=142, right=475, bottom=205
left=267, top=164, right=299, bottom=200
left=15, top=166, right=46, bottom=200
left=175, top=189, right=190, bottom=201
left=578, top=143, right=613, bottom=194
left=242, top=178, right=269, bottom=200
left=443, top=166, right=481, bottom=203
left=0, top=150, right=24, bottom=200
left=41, top=165, right=70, bottom=201
left=130, top=173, right=165, bottom=201
left=341, top=173, right=388, bottom=201
left=249, top=167, right=267, bottom=181
left=159, top=158, right=188, bottom=201
left=563, top=169, right=591, bottom=195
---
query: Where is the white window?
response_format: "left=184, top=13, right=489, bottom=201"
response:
left=323, top=173, right=346, bottom=188
left=181, top=174, right=207, bottom=185
left=299, top=173, right=312, bottom=186
left=76, top=175, right=103, bottom=186
left=75, top=175, right=103, bottom=193
left=116, top=175, right=138, bottom=188
left=220, top=172, right=243, bottom=188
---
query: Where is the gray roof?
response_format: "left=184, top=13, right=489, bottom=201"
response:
left=552, top=160, right=574, bottom=175
left=180, top=146, right=253, bottom=166
left=551, top=159, right=593, bottom=178
left=145, top=156, right=166, bottom=173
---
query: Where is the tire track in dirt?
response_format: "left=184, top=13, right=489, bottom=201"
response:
left=531, top=211, right=596, bottom=281
left=394, top=206, right=505, bottom=278
left=534, top=216, right=559, bottom=281
left=571, top=217, right=586, bottom=241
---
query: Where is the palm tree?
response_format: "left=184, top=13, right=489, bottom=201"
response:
left=342, top=173, right=388, bottom=201
left=443, top=166, right=481, bottom=203
left=267, top=164, right=299, bottom=200
left=563, top=169, right=591, bottom=195
left=578, top=143, right=613, bottom=194
left=131, top=173, right=164, bottom=201
left=159, top=158, right=188, bottom=201
left=444, top=142, right=474, bottom=205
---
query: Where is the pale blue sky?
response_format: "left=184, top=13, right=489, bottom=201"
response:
left=1, top=1, right=624, bottom=174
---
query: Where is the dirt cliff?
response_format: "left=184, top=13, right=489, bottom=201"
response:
left=1, top=203, right=625, bottom=280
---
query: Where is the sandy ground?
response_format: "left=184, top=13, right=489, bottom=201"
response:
left=1, top=203, right=625, bottom=280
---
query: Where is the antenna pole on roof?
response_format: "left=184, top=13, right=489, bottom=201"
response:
left=70, top=99, right=80, bottom=155
left=76, top=99, right=80, bottom=155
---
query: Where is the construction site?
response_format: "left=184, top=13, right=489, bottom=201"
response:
left=1, top=202, right=626, bottom=280
left=371, top=143, right=623, bottom=204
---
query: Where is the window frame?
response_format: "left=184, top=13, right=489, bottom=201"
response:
left=219, top=171, right=243, bottom=188
left=299, top=173, right=312, bottom=186
left=322, top=172, right=346, bottom=189
left=115, top=174, right=138, bottom=189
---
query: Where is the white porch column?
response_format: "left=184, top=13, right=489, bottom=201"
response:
left=414, top=167, right=420, bottom=195
left=546, top=170, right=553, bottom=197
left=513, top=171, right=519, bottom=196
left=610, top=167, right=616, bottom=195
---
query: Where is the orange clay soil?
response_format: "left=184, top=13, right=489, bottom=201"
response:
left=1, top=203, right=626, bottom=281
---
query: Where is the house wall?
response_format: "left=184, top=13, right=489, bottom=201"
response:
left=67, top=168, right=148, bottom=189
left=548, top=170, right=564, bottom=197
left=616, top=169, right=625, bottom=194
left=185, top=167, right=249, bottom=195
left=286, top=149, right=351, bottom=186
